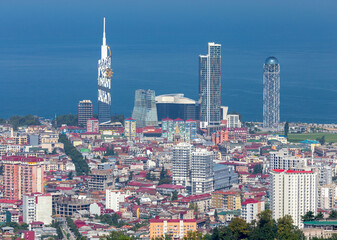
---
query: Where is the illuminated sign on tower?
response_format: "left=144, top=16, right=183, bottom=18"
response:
left=98, top=17, right=112, bottom=123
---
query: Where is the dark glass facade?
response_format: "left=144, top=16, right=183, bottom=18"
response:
left=157, top=103, right=199, bottom=121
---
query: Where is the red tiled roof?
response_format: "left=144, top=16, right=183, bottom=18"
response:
left=242, top=198, right=259, bottom=205
left=157, top=184, right=185, bottom=189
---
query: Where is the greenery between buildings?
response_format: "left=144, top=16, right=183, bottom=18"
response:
left=287, top=133, right=337, bottom=143
left=96, top=213, right=126, bottom=228
left=59, top=134, right=90, bottom=175
left=66, top=216, right=81, bottom=239
left=55, top=114, right=78, bottom=127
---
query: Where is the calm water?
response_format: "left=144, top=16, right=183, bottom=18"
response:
left=1, top=0, right=337, bottom=123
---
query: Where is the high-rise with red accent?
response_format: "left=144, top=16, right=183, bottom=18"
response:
left=2, top=156, right=45, bottom=200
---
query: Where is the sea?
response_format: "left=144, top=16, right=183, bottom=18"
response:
left=1, top=0, right=337, bottom=123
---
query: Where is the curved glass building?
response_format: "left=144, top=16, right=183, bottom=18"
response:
left=263, top=56, right=280, bottom=130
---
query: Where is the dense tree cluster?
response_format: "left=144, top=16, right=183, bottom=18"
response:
left=8, top=115, right=40, bottom=130
left=111, top=114, right=125, bottom=125
left=96, top=213, right=126, bottom=228
left=253, top=164, right=263, bottom=174
left=55, top=114, right=78, bottom=127
left=158, top=167, right=171, bottom=185
left=66, top=216, right=81, bottom=239
left=59, top=134, right=90, bottom=175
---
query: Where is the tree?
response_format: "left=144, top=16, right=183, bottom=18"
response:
left=111, top=114, right=125, bottom=125
left=317, top=135, right=326, bottom=145
left=302, top=211, right=315, bottom=222
left=315, top=212, right=324, bottom=220
left=100, top=231, right=132, bottom=240
left=183, top=230, right=205, bottom=240
left=249, top=210, right=277, bottom=240
left=277, top=215, right=305, bottom=240
left=214, top=209, right=218, bottom=221
left=67, top=171, right=73, bottom=180
left=55, top=114, right=78, bottom=127
left=329, top=210, right=337, bottom=219
left=284, top=121, right=289, bottom=137
left=171, top=190, right=178, bottom=201
left=129, top=171, right=133, bottom=181
left=105, top=146, right=115, bottom=156
left=228, top=218, right=249, bottom=239
left=253, top=164, right=263, bottom=174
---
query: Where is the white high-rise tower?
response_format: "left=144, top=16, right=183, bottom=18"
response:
left=98, top=17, right=112, bottom=123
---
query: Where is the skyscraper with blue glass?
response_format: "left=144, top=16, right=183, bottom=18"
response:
left=132, top=89, right=158, bottom=128
left=98, top=18, right=112, bottom=123
left=199, top=42, right=221, bottom=128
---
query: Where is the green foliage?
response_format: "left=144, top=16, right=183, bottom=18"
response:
left=104, top=146, right=115, bottom=156
left=214, top=210, right=218, bottom=220
left=329, top=210, right=337, bottom=219
left=0, top=118, right=6, bottom=124
left=253, top=164, right=263, bottom=174
left=182, top=230, right=206, bottom=240
left=287, top=133, right=337, bottom=143
left=59, top=134, right=89, bottom=175
left=67, top=171, right=73, bottom=180
left=146, top=172, right=156, bottom=181
left=66, top=217, right=81, bottom=238
left=189, top=203, right=198, bottom=212
left=228, top=218, right=249, bottom=239
left=3, top=222, right=28, bottom=232
left=315, top=212, right=324, bottom=220
left=9, top=115, right=40, bottom=130
left=277, top=215, right=305, bottom=240
left=171, top=190, right=178, bottom=201
left=51, top=221, right=63, bottom=239
left=249, top=209, right=277, bottom=240
left=111, top=114, right=125, bottom=125
left=56, top=114, right=78, bottom=127
left=159, top=167, right=171, bottom=185
left=317, top=135, right=326, bottom=145
left=152, top=234, right=172, bottom=240
left=302, top=211, right=315, bottom=222
left=101, top=231, right=133, bottom=240
left=129, top=171, right=133, bottom=181
left=98, top=213, right=126, bottom=228
left=284, top=122, right=289, bottom=137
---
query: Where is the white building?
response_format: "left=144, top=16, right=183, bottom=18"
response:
left=241, top=199, right=265, bottom=223
left=105, top=189, right=126, bottom=212
left=172, top=143, right=193, bottom=189
left=124, top=118, right=136, bottom=140
left=318, top=184, right=336, bottom=210
left=191, top=149, right=214, bottom=195
left=269, top=149, right=307, bottom=171
left=23, top=193, right=52, bottom=225
left=318, top=165, right=332, bottom=186
left=271, top=169, right=317, bottom=228
left=227, top=114, right=241, bottom=128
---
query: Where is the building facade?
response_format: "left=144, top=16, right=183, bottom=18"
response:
left=271, top=169, right=317, bottom=228
left=199, top=42, right=221, bottom=128
left=213, top=164, right=239, bottom=191
left=132, top=89, right=158, bottom=128
left=2, top=156, right=44, bottom=200
left=172, top=143, right=193, bottom=191
left=269, top=149, right=307, bottom=171
left=241, top=199, right=265, bottom=224
left=263, top=56, right=280, bottom=130
left=98, top=18, right=112, bottom=123
left=106, top=189, right=126, bottom=212
left=191, top=149, right=214, bottom=195
left=150, top=219, right=196, bottom=240
left=87, top=118, right=99, bottom=133
left=23, top=193, right=52, bottom=225
left=78, top=100, right=93, bottom=127
left=162, top=118, right=197, bottom=142
left=124, top=118, right=136, bottom=140
left=156, top=94, right=199, bottom=121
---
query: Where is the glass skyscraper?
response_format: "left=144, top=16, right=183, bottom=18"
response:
left=98, top=18, right=112, bottom=123
left=263, top=56, right=280, bottom=130
left=199, top=42, right=221, bottom=128
left=132, top=89, right=158, bottom=128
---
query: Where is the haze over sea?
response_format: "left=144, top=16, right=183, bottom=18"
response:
left=1, top=0, right=337, bottom=123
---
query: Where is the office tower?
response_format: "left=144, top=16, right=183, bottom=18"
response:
left=150, top=219, right=196, bottom=240
left=131, top=89, right=158, bottom=128
left=172, top=143, right=193, bottom=189
left=23, top=193, right=52, bottom=225
left=78, top=100, right=93, bottom=127
left=241, top=199, right=265, bottom=224
left=263, top=56, right=280, bottom=130
left=124, top=118, right=136, bottom=140
left=269, top=149, right=307, bottom=171
left=87, top=118, right=99, bottom=133
left=156, top=94, right=199, bottom=121
left=271, top=169, right=317, bottom=228
left=2, top=156, right=45, bottom=200
left=106, top=189, right=126, bottom=212
left=98, top=18, right=112, bottom=123
left=191, top=149, right=214, bottom=195
left=199, top=42, right=221, bottom=128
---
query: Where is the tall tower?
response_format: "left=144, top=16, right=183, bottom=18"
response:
left=263, top=56, right=280, bottom=130
left=199, top=42, right=221, bottom=128
left=78, top=100, right=93, bottom=127
left=98, top=18, right=113, bottom=123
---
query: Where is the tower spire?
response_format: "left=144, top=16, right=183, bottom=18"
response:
left=103, top=17, right=106, bottom=46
